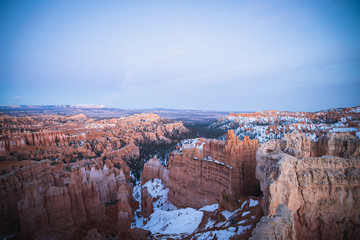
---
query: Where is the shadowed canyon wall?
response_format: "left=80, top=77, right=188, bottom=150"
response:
left=0, top=158, right=136, bottom=239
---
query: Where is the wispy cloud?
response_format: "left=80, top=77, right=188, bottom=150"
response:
left=11, top=96, right=22, bottom=101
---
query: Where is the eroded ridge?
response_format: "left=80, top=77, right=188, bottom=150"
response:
left=255, top=132, right=360, bottom=240
left=168, top=130, right=260, bottom=210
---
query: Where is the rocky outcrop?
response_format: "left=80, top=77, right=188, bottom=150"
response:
left=0, top=159, right=135, bottom=239
left=141, top=187, right=154, bottom=218
left=315, top=133, right=360, bottom=157
left=256, top=132, right=360, bottom=240
left=117, top=184, right=133, bottom=238
left=84, top=228, right=104, bottom=240
left=0, top=113, right=188, bottom=162
left=0, top=113, right=189, bottom=239
left=141, top=156, right=169, bottom=185
left=168, top=130, right=259, bottom=210
left=250, top=204, right=296, bottom=240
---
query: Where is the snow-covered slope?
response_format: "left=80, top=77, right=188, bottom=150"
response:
left=132, top=179, right=262, bottom=239
left=211, top=106, right=360, bottom=143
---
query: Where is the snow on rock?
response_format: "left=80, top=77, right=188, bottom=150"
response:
left=204, top=219, right=216, bottom=229
left=143, top=178, right=177, bottom=211
left=221, top=210, right=233, bottom=221
left=350, top=106, right=360, bottom=113
left=181, top=138, right=204, bottom=150
left=142, top=208, right=203, bottom=236
left=249, top=199, right=259, bottom=207
left=134, top=179, right=262, bottom=239
left=329, top=127, right=358, bottom=133
left=310, top=133, right=318, bottom=141
left=193, top=225, right=252, bottom=240
left=199, top=204, right=219, bottom=212
left=242, top=211, right=250, bottom=217
left=211, top=109, right=360, bottom=143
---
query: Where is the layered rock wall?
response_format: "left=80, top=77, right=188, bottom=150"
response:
left=168, top=130, right=259, bottom=209
left=249, top=204, right=296, bottom=240
left=0, top=113, right=188, bottom=162
left=0, top=159, right=135, bottom=239
left=141, top=156, right=169, bottom=185
left=255, top=132, right=360, bottom=240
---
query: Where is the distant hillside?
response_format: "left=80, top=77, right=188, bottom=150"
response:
left=0, top=105, right=235, bottom=123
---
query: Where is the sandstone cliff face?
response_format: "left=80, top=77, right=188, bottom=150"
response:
left=0, top=113, right=188, bottom=162
left=0, top=159, right=135, bottom=239
left=141, top=156, right=168, bottom=185
left=249, top=204, right=296, bottom=240
left=0, top=113, right=189, bottom=239
left=255, top=132, right=360, bottom=240
left=265, top=131, right=360, bottom=159
left=167, top=130, right=259, bottom=210
left=140, top=187, right=154, bottom=218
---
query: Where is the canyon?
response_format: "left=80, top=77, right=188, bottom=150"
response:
left=167, top=130, right=259, bottom=210
left=0, top=105, right=359, bottom=239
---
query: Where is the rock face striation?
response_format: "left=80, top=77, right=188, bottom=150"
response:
left=0, top=113, right=189, bottom=239
left=249, top=204, right=296, bottom=240
left=0, top=158, right=135, bottom=239
left=141, top=156, right=169, bottom=185
left=254, top=132, right=360, bottom=240
left=167, top=130, right=259, bottom=210
left=0, top=113, right=188, bottom=162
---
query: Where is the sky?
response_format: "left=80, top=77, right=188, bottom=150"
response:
left=1, top=0, right=359, bottom=112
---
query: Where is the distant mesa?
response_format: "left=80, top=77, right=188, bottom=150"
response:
left=72, top=104, right=107, bottom=108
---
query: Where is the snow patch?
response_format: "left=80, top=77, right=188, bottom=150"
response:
left=142, top=208, right=203, bottom=235
left=143, top=179, right=177, bottom=211
left=221, top=210, right=233, bottom=220
left=350, top=106, right=360, bottom=113
left=199, top=204, right=219, bottom=212
left=330, top=127, right=358, bottom=133
left=193, top=225, right=251, bottom=240
left=249, top=199, right=259, bottom=207
left=242, top=211, right=250, bottom=217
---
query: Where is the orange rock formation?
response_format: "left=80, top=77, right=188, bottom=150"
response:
left=0, top=113, right=188, bottom=162
left=0, top=158, right=135, bottom=239
left=0, top=113, right=188, bottom=239
left=141, top=156, right=168, bottom=185
left=167, top=130, right=259, bottom=210
left=255, top=132, right=360, bottom=240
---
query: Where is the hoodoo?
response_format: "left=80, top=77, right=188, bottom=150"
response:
left=167, top=130, right=259, bottom=210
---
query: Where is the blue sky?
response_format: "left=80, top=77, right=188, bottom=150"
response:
left=1, top=0, right=359, bottom=112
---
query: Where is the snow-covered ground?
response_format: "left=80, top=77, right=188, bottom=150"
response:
left=192, top=225, right=252, bottom=240
left=211, top=112, right=360, bottom=142
left=143, top=178, right=178, bottom=211
left=142, top=208, right=203, bottom=236
left=133, top=179, right=199, bottom=239
left=132, top=179, right=261, bottom=239
left=175, top=138, right=205, bottom=154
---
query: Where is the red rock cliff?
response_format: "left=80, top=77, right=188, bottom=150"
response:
left=0, top=158, right=136, bottom=239
left=141, top=156, right=169, bottom=185
left=255, top=132, right=360, bottom=240
left=167, top=130, right=259, bottom=210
